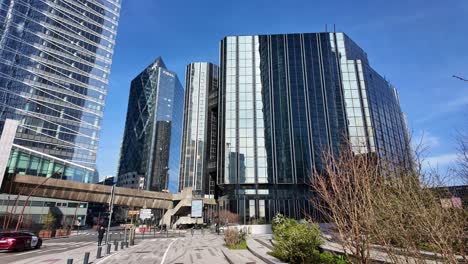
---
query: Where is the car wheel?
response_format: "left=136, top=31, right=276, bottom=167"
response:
left=35, top=240, right=42, bottom=249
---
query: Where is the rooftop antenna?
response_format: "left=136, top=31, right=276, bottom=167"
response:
left=334, top=24, right=336, bottom=32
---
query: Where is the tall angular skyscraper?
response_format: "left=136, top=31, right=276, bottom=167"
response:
left=179, top=62, right=219, bottom=197
left=0, top=0, right=121, bottom=180
left=117, top=57, right=184, bottom=192
left=218, top=32, right=411, bottom=224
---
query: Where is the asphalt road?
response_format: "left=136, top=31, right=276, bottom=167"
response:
left=0, top=231, right=99, bottom=263
left=0, top=229, right=187, bottom=263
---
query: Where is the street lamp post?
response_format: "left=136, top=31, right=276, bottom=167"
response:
left=105, top=184, right=116, bottom=245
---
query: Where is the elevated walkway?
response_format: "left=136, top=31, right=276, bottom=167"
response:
left=2, top=175, right=216, bottom=220
left=3, top=174, right=173, bottom=209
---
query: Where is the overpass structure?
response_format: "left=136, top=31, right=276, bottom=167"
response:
left=1, top=174, right=216, bottom=210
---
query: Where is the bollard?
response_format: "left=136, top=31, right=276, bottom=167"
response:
left=114, top=240, right=118, bottom=251
left=121, top=241, right=124, bottom=249
left=126, top=241, right=129, bottom=248
left=67, top=258, right=73, bottom=264
left=106, top=243, right=111, bottom=254
left=83, top=252, right=90, bottom=264
left=97, top=246, right=102, bottom=259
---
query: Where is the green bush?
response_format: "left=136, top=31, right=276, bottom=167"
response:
left=318, top=252, right=349, bottom=264
left=42, top=210, right=56, bottom=230
left=271, top=214, right=348, bottom=264
left=271, top=213, right=286, bottom=233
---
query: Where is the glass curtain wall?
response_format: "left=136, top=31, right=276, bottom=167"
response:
left=218, top=32, right=411, bottom=224
left=0, top=0, right=121, bottom=169
left=179, top=62, right=218, bottom=196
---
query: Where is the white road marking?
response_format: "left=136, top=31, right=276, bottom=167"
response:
left=160, top=239, right=177, bottom=264
left=13, top=247, right=68, bottom=256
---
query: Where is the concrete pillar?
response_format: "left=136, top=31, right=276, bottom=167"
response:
left=1, top=119, right=19, bottom=187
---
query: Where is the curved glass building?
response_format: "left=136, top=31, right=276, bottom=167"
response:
left=218, top=32, right=411, bottom=224
left=117, top=57, right=184, bottom=192
left=0, top=0, right=121, bottom=181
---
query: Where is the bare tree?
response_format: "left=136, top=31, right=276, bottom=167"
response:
left=218, top=210, right=240, bottom=226
left=312, top=142, right=467, bottom=264
left=312, top=146, right=379, bottom=264
left=455, top=131, right=468, bottom=184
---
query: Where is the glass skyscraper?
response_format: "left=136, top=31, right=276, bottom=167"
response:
left=117, top=57, right=184, bottom=192
left=179, top=62, right=219, bottom=197
left=218, top=32, right=411, bottom=224
left=0, top=0, right=121, bottom=181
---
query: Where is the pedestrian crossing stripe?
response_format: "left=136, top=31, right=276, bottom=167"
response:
left=44, top=242, right=95, bottom=246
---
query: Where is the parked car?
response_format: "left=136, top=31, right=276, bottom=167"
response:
left=0, top=232, right=42, bottom=251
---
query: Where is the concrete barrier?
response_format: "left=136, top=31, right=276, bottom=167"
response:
left=227, top=224, right=272, bottom=234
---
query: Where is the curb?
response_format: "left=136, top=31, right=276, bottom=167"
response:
left=246, top=239, right=285, bottom=264
left=221, top=249, right=235, bottom=264
left=94, top=241, right=136, bottom=264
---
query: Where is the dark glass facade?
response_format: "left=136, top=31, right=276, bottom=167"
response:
left=218, top=33, right=410, bottom=224
left=0, top=0, right=121, bottom=172
left=117, top=57, right=183, bottom=192
left=179, top=62, right=218, bottom=197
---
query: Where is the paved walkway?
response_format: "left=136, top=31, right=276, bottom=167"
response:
left=98, top=233, right=265, bottom=264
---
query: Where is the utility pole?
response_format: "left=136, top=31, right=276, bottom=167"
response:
left=105, top=184, right=116, bottom=245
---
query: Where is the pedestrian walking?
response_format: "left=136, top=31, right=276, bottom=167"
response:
left=97, top=225, right=106, bottom=246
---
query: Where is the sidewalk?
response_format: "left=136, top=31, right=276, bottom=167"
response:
left=246, top=235, right=285, bottom=264
left=97, top=233, right=266, bottom=264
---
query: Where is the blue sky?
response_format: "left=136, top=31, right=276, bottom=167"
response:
left=97, top=0, right=468, bottom=188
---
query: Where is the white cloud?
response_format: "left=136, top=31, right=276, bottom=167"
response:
left=416, top=94, right=468, bottom=123
left=424, top=153, right=458, bottom=169
left=412, top=131, right=440, bottom=149
left=446, top=95, right=468, bottom=108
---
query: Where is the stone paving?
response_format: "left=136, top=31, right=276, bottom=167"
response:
left=97, top=233, right=265, bottom=264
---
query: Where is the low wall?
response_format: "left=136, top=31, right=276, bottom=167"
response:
left=230, top=224, right=272, bottom=234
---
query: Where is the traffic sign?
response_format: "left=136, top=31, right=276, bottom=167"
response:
left=128, top=210, right=139, bottom=216
left=139, top=209, right=152, bottom=220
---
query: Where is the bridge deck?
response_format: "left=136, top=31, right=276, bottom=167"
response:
left=3, top=174, right=174, bottom=209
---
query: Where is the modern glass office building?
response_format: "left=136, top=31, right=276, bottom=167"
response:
left=0, top=0, right=121, bottom=177
left=179, top=62, right=219, bottom=197
left=218, top=32, right=411, bottom=224
left=117, top=57, right=184, bottom=192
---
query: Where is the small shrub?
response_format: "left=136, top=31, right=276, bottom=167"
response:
left=271, top=217, right=322, bottom=263
left=224, top=227, right=247, bottom=249
left=227, top=239, right=247, bottom=250
left=271, top=213, right=286, bottom=233
left=271, top=214, right=349, bottom=264
left=319, top=252, right=349, bottom=264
